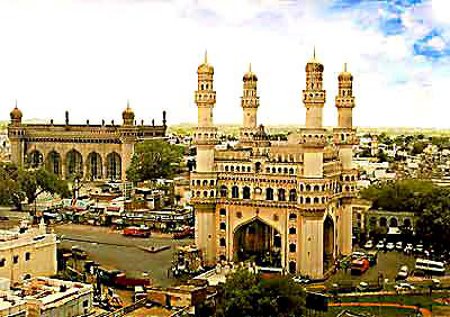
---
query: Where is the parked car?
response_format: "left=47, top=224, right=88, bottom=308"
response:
left=395, top=241, right=403, bottom=251
left=292, top=276, right=311, bottom=284
left=376, top=241, right=385, bottom=250
left=386, top=242, right=395, bottom=251
left=364, top=240, right=374, bottom=249
left=396, top=265, right=409, bottom=281
left=404, top=243, right=413, bottom=253
left=414, top=244, right=424, bottom=254
left=394, top=282, right=415, bottom=291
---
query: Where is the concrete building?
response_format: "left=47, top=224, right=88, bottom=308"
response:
left=16, top=277, right=93, bottom=317
left=0, top=222, right=56, bottom=283
left=191, top=52, right=360, bottom=278
left=7, top=103, right=166, bottom=181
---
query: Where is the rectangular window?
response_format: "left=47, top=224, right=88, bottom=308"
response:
left=13, top=255, right=19, bottom=264
left=0, top=259, right=5, bottom=267
left=83, top=300, right=89, bottom=308
left=25, top=252, right=31, bottom=261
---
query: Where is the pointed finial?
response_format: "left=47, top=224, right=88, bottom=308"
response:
left=313, top=46, right=316, bottom=59
left=127, top=99, right=130, bottom=109
left=15, top=99, right=17, bottom=109
left=344, top=62, right=347, bottom=72
left=204, top=50, right=208, bottom=64
left=249, top=62, right=252, bottom=72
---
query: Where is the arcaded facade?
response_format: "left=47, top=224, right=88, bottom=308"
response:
left=7, top=104, right=166, bottom=181
left=191, top=53, right=359, bottom=278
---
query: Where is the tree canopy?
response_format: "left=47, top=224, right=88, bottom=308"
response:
left=215, top=269, right=306, bottom=317
left=361, top=179, right=450, bottom=250
left=126, top=140, right=184, bottom=183
left=0, top=163, right=70, bottom=210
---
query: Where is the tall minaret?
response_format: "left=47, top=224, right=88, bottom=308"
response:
left=334, top=63, right=358, bottom=257
left=239, top=63, right=260, bottom=145
left=194, top=51, right=218, bottom=172
left=334, top=63, right=357, bottom=170
left=192, top=52, right=218, bottom=267
left=301, top=49, right=326, bottom=178
left=303, top=48, right=326, bottom=129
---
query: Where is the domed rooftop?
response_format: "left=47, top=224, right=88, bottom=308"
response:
left=197, top=51, right=214, bottom=74
left=305, top=47, right=324, bottom=72
left=10, top=104, right=22, bottom=120
left=122, top=102, right=135, bottom=119
left=338, top=63, right=353, bottom=81
left=243, top=63, right=258, bottom=82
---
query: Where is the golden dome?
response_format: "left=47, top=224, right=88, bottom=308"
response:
left=243, top=63, right=258, bottom=82
left=10, top=106, right=22, bottom=120
left=305, top=47, right=324, bottom=72
left=197, top=50, right=214, bottom=74
left=122, top=102, right=135, bottom=120
left=338, top=63, right=353, bottom=81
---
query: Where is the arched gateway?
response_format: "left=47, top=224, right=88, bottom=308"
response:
left=233, top=218, right=282, bottom=267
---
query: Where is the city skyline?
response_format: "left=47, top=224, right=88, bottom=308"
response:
left=0, top=0, right=444, bottom=128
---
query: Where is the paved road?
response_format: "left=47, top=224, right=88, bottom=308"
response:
left=54, top=224, right=193, bottom=287
left=330, top=302, right=431, bottom=317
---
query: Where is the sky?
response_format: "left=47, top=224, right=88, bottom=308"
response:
left=0, top=0, right=445, bottom=128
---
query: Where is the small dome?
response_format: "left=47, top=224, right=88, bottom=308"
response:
left=305, top=60, right=324, bottom=73
left=338, top=63, right=353, bottom=81
left=122, top=104, right=135, bottom=120
left=10, top=106, right=22, bottom=120
left=197, top=51, right=214, bottom=74
left=243, top=71, right=258, bottom=82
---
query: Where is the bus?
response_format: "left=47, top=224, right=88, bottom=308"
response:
left=415, top=258, right=446, bottom=276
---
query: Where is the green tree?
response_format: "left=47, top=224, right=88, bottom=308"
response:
left=126, top=140, right=184, bottom=183
left=216, top=269, right=306, bottom=317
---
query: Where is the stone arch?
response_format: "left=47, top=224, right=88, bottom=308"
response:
left=66, top=149, right=83, bottom=179
left=278, top=188, right=286, bottom=201
left=27, top=149, right=44, bottom=169
left=379, top=217, right=388, bottom=227
left=45, top=151, right=61, bottom=176
left=288, top=261, right=296, bottom=274
left=233, top=217, right=282, bottom=267
left=389, top=217, right=398, bottom=227
left=243, top=186, right=251, bottom=199
left=86, top=152, right=102, bottom=181
left=266, top=188, right=274, bottom=200
left=289, top=189, right=297, bottom=202
left=403, top=218, right=412, bottom=228
left=106, top=152, right=122, bottom=181
left=231, top=186, right=239, bottom=199
left=220, top=185, right=228, bottom=198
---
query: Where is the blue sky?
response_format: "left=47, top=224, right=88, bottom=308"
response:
left=0, top=0, right=445, bottom=128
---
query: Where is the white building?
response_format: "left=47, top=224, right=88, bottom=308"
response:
left=0, top=221, right=57, bottom=283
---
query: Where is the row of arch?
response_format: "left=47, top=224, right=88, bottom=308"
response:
left=26, top=149, right=122, bottom=180
left=369, top=216, right=412, bottom=228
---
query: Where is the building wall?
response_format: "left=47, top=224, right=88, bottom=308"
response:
left=0, top=234, right=57, bottom=282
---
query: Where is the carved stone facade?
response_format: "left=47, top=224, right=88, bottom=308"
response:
left=191, top=52, right=360, bottom=279
left=7, top=104, right=167, bottom=181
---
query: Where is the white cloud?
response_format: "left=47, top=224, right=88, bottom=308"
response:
left=0, top=0, right=440, bottom=129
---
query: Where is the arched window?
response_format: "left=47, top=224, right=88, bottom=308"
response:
left=210, top=190, right=215, bottom=197
left=247, top=166, right=251, bottom=172
left=289, top=261, right=296, bottom=274
left=266, top=188, right=274, bottom=200
left=289, top=227, right=296, bottom=235
left=255, top=162, right=261, bottom=173
left=230, top=166, right=234, bottom=172
left=232, top=186, right=239, bottom=199
left=219, top=208, right=226, bottom=216
left=196, top=180, right=201, bottom=186
left=203, top=191, right=208, bottom=197
left=220, top=222, right=226, bottom=230
left=210, top=180, right=215, bottom=186
left=203, top=180, right=208, bottom=186
left=305, top=197, right=311, bottom=204
left=220, top=238, right=226, bottom=247
left=284, top=168, right=288, bottom=174
left=305, top=184, right=311, bottom=191
left=266, top=167, right=270, bottom=173
left=289, top=213, right=297, bottom=220
left=289, top=189, right=297, bottom=202
left=278, top=188, right=286, bottom=201
left=106, top=152, right=121, bottom=180
left=272, top=168, right=276, bottom=173
left=278, top=168, right=282, bottom=173
left=289, top=168, right=294, bottom=174
left=225, top=166, right=229, bottom=172
left=313, top=197, right=319, bottom=204
left=289, top=243, right=296, bottom=253
left=243, top=187, right=251, bottom=199
left=220, top=186, right=228, bottom=198
left=236, top=166, right=240, bottom=172
left=314, top=185, right=320, bottom=191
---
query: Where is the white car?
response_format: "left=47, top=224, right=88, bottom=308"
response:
left=386, top=242, right=395, bottom=251
left=396, top=265, right=408, bottom=280
left=395, top=241, right=403, bottom=251
left=395, top=282, right=415, bottom=291
left=414, top=244, right=424, bottom=253
left=404, top=243, right=413, bottom=253
left=376, top=241, right=385, bottom=250
left=364, top=240, right=374, bottom=249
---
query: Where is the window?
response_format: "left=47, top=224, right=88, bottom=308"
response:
left=289, top=227, right=296, bottom=235
left=25, top=252, right=30, bottom=261
left=236, top=211, right=242, bottom=218
left=203, top=180, right=208, bottom=186
left=289, top=243, right=296, bottom=253
left=278, top=188, right=286, bottom=201
left=83, top=300, right=89, bottom=308
left=243, top=187, right=251, bottom=199
left=210, top=190, right=215, bottom=197
left=13, top=255, right=19, bottom=264
left=289, top=189, right=297, bottom=202
left=0, top=259, right=5, bottom=267
left=220, top=186, right=228, bottom=198
left=266, top=188, right=274, bottom=200
left=220, top=222, right=226, bottom=230
left=220, top=238, right=226, bottom=247
left=210, top=180, right=215, bottom=186
left=232, top=186, right=239, bottom=199
left=255, top=162, right=261, bottom=173
left=289, top=213, right=297, bottom=220
left=219, top=208, right=226, bottom=216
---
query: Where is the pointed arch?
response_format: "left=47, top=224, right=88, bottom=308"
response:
left=106, top=152, right=122, bottom=180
